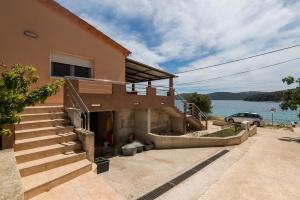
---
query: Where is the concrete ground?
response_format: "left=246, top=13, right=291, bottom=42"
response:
left=159, top=127, right=300, bottom=200
left=100, top=147, right=223, bottom=200
left=32, top=127, right=300, bottom=200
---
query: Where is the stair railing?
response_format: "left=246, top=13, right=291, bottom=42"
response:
left=65, top=78, right=90, bottom=131
left=174, top=90, right=208, bottom=129
left=187, top=103, right=208, bottom=129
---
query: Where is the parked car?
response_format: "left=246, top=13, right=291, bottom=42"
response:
left=224, top=112, right=265, bottom=127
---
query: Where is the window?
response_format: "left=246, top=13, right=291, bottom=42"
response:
left=51, top=53, right=93, bottom=79
left=51, top=62, right=71, bottom=77
left=237, top=113, right=246, bottom=117
left=74, top=65, right=91, bottom=78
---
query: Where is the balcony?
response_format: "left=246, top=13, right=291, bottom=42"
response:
left=64, top=58, right=177, bottom=112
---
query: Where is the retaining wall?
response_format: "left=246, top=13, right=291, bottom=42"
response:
left=149, top=125, right=257, bottom=149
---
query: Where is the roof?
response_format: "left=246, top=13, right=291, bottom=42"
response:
left=125, top=58, right=177, bottom=83
left=38, top=0, right=131, bottom=56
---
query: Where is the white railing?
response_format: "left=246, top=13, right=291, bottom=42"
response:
left=174, top=91, right=208, bottom=128
left=126, top=83, right=171, bottom=96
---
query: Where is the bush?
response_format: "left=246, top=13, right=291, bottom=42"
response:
left=184, top=92, right=212, bottom=113
left=0, top=64, right=64, bottom=136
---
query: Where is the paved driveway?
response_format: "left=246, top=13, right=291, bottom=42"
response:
left=99, top=147, right=223, bottom=200
left=159, top=127, right=300, bottom=200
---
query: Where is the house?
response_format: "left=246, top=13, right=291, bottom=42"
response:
left=0, top=0, right=207, bottom=199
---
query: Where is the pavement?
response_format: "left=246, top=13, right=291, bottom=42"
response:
left=32, top=127, right=300, bottom=200
left=159, top=127, right=300, bottom=200
left=100, top=147, right=223, bottom=200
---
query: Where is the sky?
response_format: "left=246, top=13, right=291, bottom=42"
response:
left=56, top=0, right=300, bottom=94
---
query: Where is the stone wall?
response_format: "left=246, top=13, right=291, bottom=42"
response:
left=75, top=128, right=94, bottom=162
left=114, top=109, right=135, bottom=145
left=151, top=109, right=171, bottom=133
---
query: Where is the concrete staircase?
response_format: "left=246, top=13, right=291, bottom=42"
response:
left=162, top=106, right=206, bottom=131
left=14, top=106, right=92, bottom=199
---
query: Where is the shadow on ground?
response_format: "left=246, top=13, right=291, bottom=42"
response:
left=278, top=137, right=300, bottom=143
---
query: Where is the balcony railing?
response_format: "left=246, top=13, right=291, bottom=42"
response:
left=126, top=83, right=172, bottom=97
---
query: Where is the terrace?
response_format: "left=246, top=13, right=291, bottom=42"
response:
left=64, top=58, right=177, bottom=113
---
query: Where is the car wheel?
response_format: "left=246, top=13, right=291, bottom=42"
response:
left=253, top=121, right=260, bottom=127
left=228, top=119, right=234, bottom=124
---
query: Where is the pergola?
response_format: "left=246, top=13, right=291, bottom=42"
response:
left=125, top=58, right=177, bottom=90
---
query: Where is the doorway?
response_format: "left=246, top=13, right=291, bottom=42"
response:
left=90, top=111, right=115, bottom=157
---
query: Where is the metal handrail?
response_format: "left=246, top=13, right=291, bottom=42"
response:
left=65, top=78, right=90, bottom=130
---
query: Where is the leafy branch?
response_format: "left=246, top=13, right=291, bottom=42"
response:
left=0, top=64, right=65, bottom=136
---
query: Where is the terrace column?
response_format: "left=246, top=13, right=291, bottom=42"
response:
left=148, top=81, right=151, bottom=87
left=132, top=83, right=135, bottom=92
left=169, top=78, right=173, bottom=90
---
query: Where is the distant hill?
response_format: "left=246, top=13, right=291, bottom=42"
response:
left=181, top=91, right=285, bottom=102
left=244, top=91, right=284, bottom=102
left=207, top=91, right=262, bottom=100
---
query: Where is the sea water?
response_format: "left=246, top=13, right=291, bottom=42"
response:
left=212, top=100, right=299, bottom=124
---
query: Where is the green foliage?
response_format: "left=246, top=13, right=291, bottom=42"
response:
left=184, top=92, right=212, bottom=113
left=202, top=124, right=241, bottom=137
left=244, top=91, right=284, bottom=102
left=0, top=64, right=65, bottom=136
left=280, top=76, right=300, bottom=119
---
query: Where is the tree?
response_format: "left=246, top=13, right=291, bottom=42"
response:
left=0, top=64, right=65, bottom=136
left=280, top=76, right=300, bottom=119
left=184, top=93, right=212, bottom=113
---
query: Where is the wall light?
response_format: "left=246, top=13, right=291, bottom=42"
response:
left=91, top=104, right=101, bottom=107
left=133, top=102, right=141, bottom=105
left=161, top=102, right=165, bottom=105
left=24, top=30, right=39, bottom=39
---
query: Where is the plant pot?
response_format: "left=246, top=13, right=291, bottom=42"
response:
left=122, top=146, right=137, bottom=156
left=144, top=143, right=154, bottom=151
left=95, top=157, right=110, bottom=174
left=136, top=145, right=144, bottom=153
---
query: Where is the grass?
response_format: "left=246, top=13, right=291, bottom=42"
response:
left=202, top=125, right=242, bottom=137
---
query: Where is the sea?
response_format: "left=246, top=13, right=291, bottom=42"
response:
left=211, top=100, right=300, bottom=125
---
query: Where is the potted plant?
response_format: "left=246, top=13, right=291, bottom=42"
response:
left=95, top=157, right=110, bottom=174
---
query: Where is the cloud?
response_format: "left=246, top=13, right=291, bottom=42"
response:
left=56, top=0, right=300, bottom=92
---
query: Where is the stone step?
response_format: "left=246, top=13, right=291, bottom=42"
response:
left=15, top=132, right=77, bottom=151
left=20, top=112, right=66, bottom=122
left=22, top=106, right=64, bottom=114
left=15, top=141, right=82, bottom=164
left=15, top=119, right=70, bottom=131
left=23, top=159, right=92, bottom=200
left=18, top=151, right=87, bottom=177
left=15, top=126, right=74, bottom=140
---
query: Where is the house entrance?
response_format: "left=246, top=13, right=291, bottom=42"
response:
left=90, top=111, right=115, bottom=157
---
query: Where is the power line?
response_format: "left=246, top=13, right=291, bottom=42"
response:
left=175, top=44, right=300, bottom=74
left=175, top=57, right=300, bottom=86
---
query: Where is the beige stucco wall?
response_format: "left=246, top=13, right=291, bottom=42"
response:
left=0, top=0, right=126, bottom=104
left=0, top=149, right=23, bottom=200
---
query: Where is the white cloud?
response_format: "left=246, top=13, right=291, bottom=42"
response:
left=57, top=0, right=300, bottom=92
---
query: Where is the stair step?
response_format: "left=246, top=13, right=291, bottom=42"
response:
left=15, top=132, right=77, bottom=151
left=15, top=119, right=70, bottom=131
left=15, top=141, right=82, bottom=164
left=22, top=106, right=64, bottom=114
left=18, top=151, right=86, bottom=177
left=20, top=112, right=66, bottom=122
left=23, top=159, right=91, bottom=200
left=15, top=126, right=74, bottom=140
